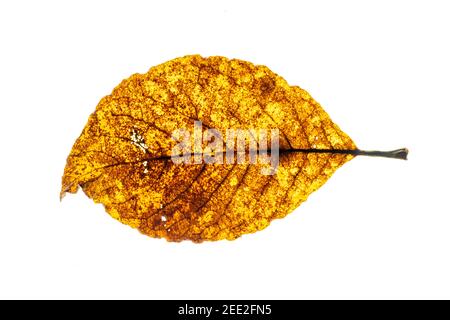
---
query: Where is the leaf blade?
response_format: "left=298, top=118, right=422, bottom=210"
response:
left=61, top=55, right=356, bottom=241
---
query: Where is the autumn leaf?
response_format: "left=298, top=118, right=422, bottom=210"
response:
left=61, top=55, right=407, bottom=242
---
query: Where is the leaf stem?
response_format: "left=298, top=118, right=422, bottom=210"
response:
left=351, top=148, right=409, bottom=160
left=283, top=148, right=409, bottom=160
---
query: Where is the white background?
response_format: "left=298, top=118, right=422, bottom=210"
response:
left=0, top=0, right=449, bottom=299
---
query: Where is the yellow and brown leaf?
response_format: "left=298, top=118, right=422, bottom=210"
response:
left=61, top=55, right=357, bottom=242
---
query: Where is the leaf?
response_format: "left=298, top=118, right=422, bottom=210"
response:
left=61, top=55, right=407, bottom=242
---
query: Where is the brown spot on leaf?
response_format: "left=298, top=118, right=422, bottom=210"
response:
left=260, top=76, right=275, bottom=95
